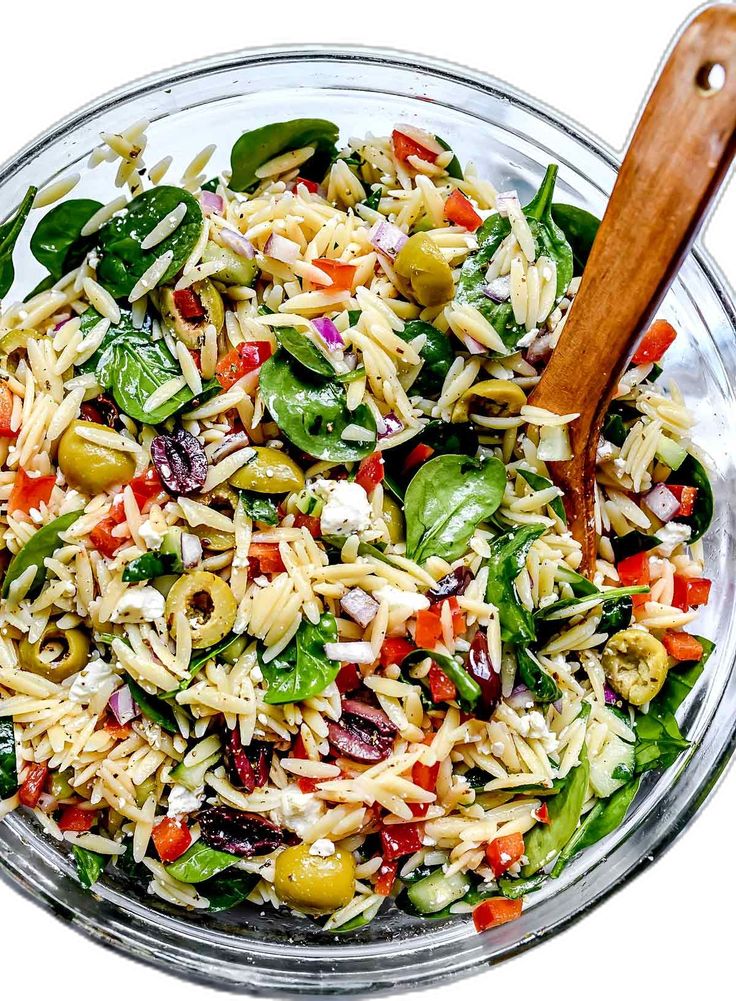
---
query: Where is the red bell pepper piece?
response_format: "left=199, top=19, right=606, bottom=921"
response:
left=631, top=319, right=677, bottom=365
left=104, top=718, right=133, bottom=740
left=534, top=802, right=550, bottom=825
left=90, top=516, right=124, bottom=558
left=355, top=452, right=385, bottom=494
left=152, top=816, right=192, bottom=863
left=311, top=258, right=357, bottom=292
left=672, top=575, right=711, bottom=611
left=662, top=631, right=704, bottom=662
left=485, top=833, right=525, bottom=878
left=444, top=189, right=482, bottom=232
left=291, top=733, right=309, bottom=759
left=415, top=608, right=443, bottom=649
left=379, top=637, right=415, bottom=668
left=216, top=341, right=273, bottom=390
left=18, top=762, right=49, bottom=808
left=402, top=442, right=434, bottom=474
left=410, top=760, right=440, bottom=818
left=0, top=382, right=18, bottom=438
left=129, top=467, right=165, bottom=510
left=428, top=664, right=457, bottom=704
left=617, top=550, right=650, bottom=608
left=391, top=128, right=439, bottom=165
left=293, top=513, right=321, bottom=538
left=472, top=897, right=523, bottom=932
left=294, top=176, right=319, bottom=193
left=248, top=543, right=285, bottom=574
left=374, top=858, right=399, bottom=896
left=380, top=822, right=424, bottom=861
left=8, top=468, right=55, bottom=517
left=57, top=805, right=96, bottom=833
left=173, top=288, right=206, bottom=321
left=336, top=663, right=361, bottom=694
left=666, top=484, right=698, bottom=518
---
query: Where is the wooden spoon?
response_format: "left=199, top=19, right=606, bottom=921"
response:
left=528, top=3, right=736, bottom=576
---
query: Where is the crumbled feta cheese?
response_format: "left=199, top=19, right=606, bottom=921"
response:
left=313, top=478, right=372, bottom=536
left=596, top=438, right=617, bottom=464
left=270, top=785, right=325, bottom=838
left=69, top=657, right=117, bottom=708
left=517, top=711, right=559, bottom=753
left=139, top=519, right=165, bottom=550
left=167, top=784, right=203, bottom=816
left=516, top=328, right=538, bottom=349
left=491, top=740, right=505, bottom=756
left=111, top=586, right=166, bottom=623
left=309, top=838, right=336, bottom=858
left=373, top=584, right=430, bottom=623
left=653, top=522, right=691, bottom=557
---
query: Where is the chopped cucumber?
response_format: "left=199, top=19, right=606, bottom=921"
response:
left=406, top=869, right=470, bottom=915
left=169, top=751, right=220, bottom=791
left=655, top=435, right=687, bottom=472
left=160, top=528, right=185, bottom=572
left=588, top=708, right=635, bottom=798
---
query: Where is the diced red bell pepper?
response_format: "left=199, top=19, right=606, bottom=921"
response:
left=534, top=802, right=550, bottom=825
left=8, top=468, right=55, bottom=517
left=410, top=760, right=440, bottom=818
left=391, top=128, right=439, bottom=165
left=293, top=512, right=322, bottom=538
left=666, top=484, right=698, bottom=518
left=336, top=663, right=361, bottom=694
left=248, top=543, right=285, bottom=574
left=380, top=637, right=416, bottom=668
left=415, top=608, right=443, bottom=648
left=90, top=516, right=123, bottom=558
left=472, top=897, right=523, bottom=932
left=297, top=776, right=321, bottom=794
left=428, top=664, right=457, bottom=704
left=617, top=551, right=650, bottom=608
left=291, top=733, right=309, bottom=759
left=57, top=805, right=96, bottom=833
left=355, top=452, right=385, bottom=493
left=662, top=631, right=704, bottom=662
left=216, top=341, right=273, bottom=390
left=443, top=596, right=466, bottom=636
left=672, top=575, right=711, bottom=611
left=152, top=816, right=192, bottom=863
left=129, top=467, right=166, bottom=510
left=485, top=833, right=525, bottom=878
left=444, top=189, right=482, bottom=232
left=0, top=382, right=18, bottom=438
left=375, top=858, right=399, bottom=896
left=173, top=288, right=206, bottom=322
left=294, top=176, right=319, bottom=194
left=104, top=718, right=132, bottom=740
left=631, top=320, right=677, bottom=366
left=380, top=822, right=424, bottom=861
left=18, top=762, right=49, bottom=808
left=402, top=443, right=434, bottom=474
left=311, top=258, right=357, bottom=292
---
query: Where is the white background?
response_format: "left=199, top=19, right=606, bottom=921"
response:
left=0, top=1, right=733, bottom=998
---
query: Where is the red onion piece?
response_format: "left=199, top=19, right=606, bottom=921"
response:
left=525, top=330, right=556, bottom=367
left=108, top=685, right=139, bottom=726
left=604, top=684, right=619, bottom=705
left=427, top=567, right=474, bottom=604
left=369, top=221, right=408, bottom=260
left=312, top=316, right=344, bottom=350
left=199, top=191, right=224, bottom=216
left=324, top=641, right=375, bottom=664
left=643, top=483, right=680, bottom=522
left=482, top=276, right=511, bottom=303
left=181, top=532, right=203, bottom=569
left=219, top=227, right=256, bottom=259
left=264, top=233, right=299, bottom=263
left=211, top=431, right=250, bottom=464
left=340, top=588, right=380, bottom=628
left=457, top=330, right=486, bottom=355
left=378, top=411, right=404, bottom=441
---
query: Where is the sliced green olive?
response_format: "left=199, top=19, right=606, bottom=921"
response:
left=57, top=420, right=136, bottom=494
left=229, top=447, right=305, bottom=494
left=382, top=493, right=405, bottom=544
left=160, top=279, right=224, bottom=349
left=49, top=770, right=74, bottom=800
left=165, top=570, right=237, bottom=649
left=274, top=844, right=356, bottom=914
left=0, top=328, right=40, bottom=372
left=221, top=635, right=247, bottom=664
left=19, top=626, right=90, bottom=682
left=451, top=379, right=528, bottom=423
left=202, top=240, right=259, bottom=287
left=602, top=628, right=670, bottom=706
left=394, top=233, right=454, bottom=307
left=152, top=574, right=179, bottom=597
left=193, top=483, right=238, bottom=551
left=134, top=775, right=157, bottom=809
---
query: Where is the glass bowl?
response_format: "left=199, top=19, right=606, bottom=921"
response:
left=0, top=45, right=735, bottom=997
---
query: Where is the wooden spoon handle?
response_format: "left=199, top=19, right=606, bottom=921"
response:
left=530, top=3, right=736, bottom=570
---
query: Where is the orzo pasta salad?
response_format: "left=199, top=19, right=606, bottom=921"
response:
left=0, top=118, right=714, bottom=932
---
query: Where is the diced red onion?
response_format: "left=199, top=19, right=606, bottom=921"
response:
left=219, top=228, right=256, bottom=259
left=324, top=641, right=376, bottom=664
left=369, top=221, right=408, bottom=260
left=553, top=698, right=564, bottom=713
left=199, top=191, right=224, bottom=216
left=211, top=431, right=250, bottom=463
left=108, top=685, right=139, bottom=726
left=264, top=233, right=299, bottom=263
left=495, top=190, right=521, bottom=218
left=604, top=684, right=619, bottom=705
left=525, top=330, right=556, bottom=367
left=181, top=532, right=203, bottom=569
left=456, top=330, right=486, bottom=355
left=340, top=588, right=380, bottom=628
left=312, top=316, right=344, bottom=349
left=482, top=276, right=511, bottom=303
left=378, top=412, right=404, bottom=441
left=643, top=483, right=680, bottom=522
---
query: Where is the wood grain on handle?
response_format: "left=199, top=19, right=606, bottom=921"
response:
left=529, top=3, right=736, bottom=573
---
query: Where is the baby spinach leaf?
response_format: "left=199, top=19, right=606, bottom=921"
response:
left=535, top=585, right=649, bottom=622
left=435, top=136, right=463, bottom=180
left=0, top=186, right=37, bottom=298
left=29, top=198, right=102, bottom=293
left=240, top=491, right=279, bottom=525
left=551, top=777, right=640, bottom=878
left=114, top=838, right=149, bottom=887
left=610, top=530, right=661, bottom=564
left=601, top=412, right=628, bottom=447
left=485, top=524, right=546, bottom=644
left=550, top=203, right=600, bottom=272
left=456, top=165, right=573, bottom=353
left=362, top=187, right=383, bottom=211
left=395, top=319, right=454, bottom=398
left=598, top=595, right=633, bottom=635
left=125, top=676, right=179, bottom=733
left=2, top=510, right=83, bottom=599
left=72, top=844, right=106, bottom=890
left=515, top=646, right=560, bottom=703
left=95, top=186, right=203, bottom=299
left=672, top=454, right=713, bottom=543
left=230, top=119, right=339, bottom=192
left=261, top=612, right=340, bottom=704
left=498, top=873, right=547, bottom=899
left=517, top=468, right=566, bottom=523
left=122, top=552, right=176, bottom=583
left=404, top=453, right=506, bottom=563
left=401, top=648, right=482, bottom=711
left=0, top=718, right=18, bottom=799
left=166, top=839, right=240, bottom=884
left=275, top=325, right=334, bottom=377
left=259, top=350, right=376, bottom=461
left=204, top=870, right=259, bottom=912
left=555, top=565, right=599, bottom=597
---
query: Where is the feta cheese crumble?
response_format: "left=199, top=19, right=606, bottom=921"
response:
left=111, top=586, right=166, bottom=623
left=653, top=522, right=692, bottom=558
left=313, top=478, right=372, bottom=536
left=139, top=519, right=165, bottom=550
left=270, top=785, right=326, bottom=838
left=69, top=657, right=117, bottom=709
left=309, top=838, right=336, bottom=857
left=167, top=784, right=204, bottom=816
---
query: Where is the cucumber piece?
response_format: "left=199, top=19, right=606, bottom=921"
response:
left=406, top=869, right=470, bottom=914
left=655, top=435, right=687, bottom=472
left=169, top=751, right=220, bottom=791
left=160, top=527, right=184, bottom=572
left=588, top=708, right=635, bottom=799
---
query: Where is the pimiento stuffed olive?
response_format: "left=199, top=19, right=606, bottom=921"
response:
left=164, top=570, right=237, bottom=648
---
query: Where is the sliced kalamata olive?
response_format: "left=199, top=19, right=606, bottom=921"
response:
left=224, top=728, right=270, bottom=793
left=198, top=806, right=295, bottom=856
left=427, top=567, right=474, bottom=604
left=327, top=698, right=398, bottom=763
left=150, top=427, right=207, bottom=496
left=79, top=394, right=121, bottom=430
left=466, top=631, right=501, bottom=719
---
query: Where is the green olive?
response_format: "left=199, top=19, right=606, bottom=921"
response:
left=0, top=328, right=39, bottom=373
left=202, top=240, right=259, bottom=286
left=160, top=279, right=224, bottom=349
left=152, top=574, right=179, bottom=597
left=134, top=775, right=157, bottom=809
left=222, top=635, right=247, bottom=664
left=451, top=379, right=528, bottom=423
left=229, top=447, right=305, bottom=494
left=49, top=770, right=74, bottom=800
left=394, top=233, right=454, bottom=307
left=274, top=844, right=356, bottom=914
left=193, top=483, right=238, bottom=551
left=602, top=628, right=670, bottom=706
left=57, top=420, right=136, bottom=494
left=19, top=626, right=90, bottom=682
left=165, top=570, right=237, bottom=649
left=382, top=494, right=405, bottom=544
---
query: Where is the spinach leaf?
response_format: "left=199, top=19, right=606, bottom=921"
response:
left=672, top=454, right=713, bottom=543
left=240, top=491, right=279, bottom=525
left=551, top=778, right=640, bottom=877
left=204, top=871, right=259, bottom=912
left=29, top=198, right=102, bottom=292
left=126, top=676, right=179, bottom=733
left=435, top=136, right=463, bottom=180
left=497, top=873, right=547, bottom=899
left=0, top=718, right=18, bottom=799
left=515, top=646, right=560, bottom=703
left=404, top=454, right=506, bottom=563
left=95, top=186, right=203, bottom=299
left=598, top=595, right=633, bottom=635
left=601, top=412, right=628, bottom=447
left=555, top=565, right=599, bottom=597
left=0, top=186, right=37, bottom=298
left=485, top=524, right=546, bottom=644
left=550, top=203, right=600, bottom=272
left=384, top=416, right=479, bottom=506
left=115, top=838, right=149, bottom=887
left=259, top=350, right=376, bottom=461
left=610, top=530, right=661, bottom=564
left=395, top=319, right=454, bottom=398
left=261, top=612, right=340, bottom=704
left=2, top=510, right=83, bottom=599
left=401, top=648, right=482, bottom=711
left=275, top=325, right=334, bottom=377
left=517, top=468, right=566, bottom=523
left=230, top=119, right=339, bottom=192
left=122, top=552, right=176, bottom=582
left=79, top=307, right=219, bottom=424
left=166, top=839, right=240, bottom=883
left=72, top=845, right=106, bottom=890
left=535, top=585, right=649, bottom=622
left=362, top=187, right=382, bottom=211
left=456, top=165, right=573, bottom=352
left=634, top=637, right=714, bottom=774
